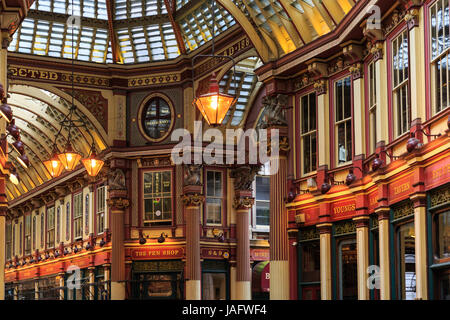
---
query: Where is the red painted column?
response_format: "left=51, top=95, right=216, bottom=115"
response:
left=182, top=165, right=204, bottom=300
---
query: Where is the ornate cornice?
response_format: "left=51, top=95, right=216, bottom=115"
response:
left=349, top=63, right=363, bottom=80
left=313, top=79, right=327, bottom=96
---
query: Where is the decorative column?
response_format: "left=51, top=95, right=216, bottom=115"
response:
left=107, top=168, right=130, bottom=300
left=103, top=264, right=110, bottom=300
left=231, top=165, right=259, bottom=300
left=405, top=6, right=426, bottom=122
left=182, top=165, right=204, bottom=300
left=376, top=208, right=391, bottom=299
left=88, top=267, right=95, bottom=300
left=317, top=223, right=332, bottom=300
left=58, top=273, right=65, bottom=300
left=353, top=216, right=370, bottom=300
left=0, top=205, right=6, bottom=300
left=263, top=94, right=291, bottom=300
left=411, top=192, right=428, bottom=299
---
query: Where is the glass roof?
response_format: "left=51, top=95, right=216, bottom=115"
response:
left=8, top=0, right=237, bottom=64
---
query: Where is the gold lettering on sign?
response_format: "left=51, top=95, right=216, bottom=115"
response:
left=432, top=163, right=450, bottom=181
left=394, top=183, right=410, bottom=195
left=9, top=67, right=59, bottom=81
left=369, top=195, right=378, bottom=207
left=333, top=203, right=356, bottom=215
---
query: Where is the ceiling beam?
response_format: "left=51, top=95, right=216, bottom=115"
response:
left=164, top=0, right=187, bottom=55
left=106, top=0, right=123, bottom=64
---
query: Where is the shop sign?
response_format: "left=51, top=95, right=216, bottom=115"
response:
left=331, top=199, right=356, bottom=221
left=425, top=158, right=450, bottom=191
left=201, top=248, right=230, bottom=260
left=132, top=246, right=184, bottom=260
left=389, top=174, right=413, bottom=204
left=133, top=260, right=184, bottom=273
left=368, top=191, right=378, bottom=213
left=5, top=272, right=15, bottom=282
left=18, top=268, right=34, bottom=281
left=40, top=262, right=62, bottom=277
left=251, top=249, right=270, bottom=261
left=67, top=257, right=90, bottom=270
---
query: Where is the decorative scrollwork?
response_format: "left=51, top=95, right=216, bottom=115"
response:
left=181, top=193, right=205, bottom=207
left=393, top=201, right=414, bottom=221
left=299, top=227, right=319, bottom=241
left=107, top=197, right=130, bottom=210
left=334, top=220, right=356, bottom=236
left=230, top=165, right=261, bottom=191
left=430, top=185, right=450, bottom=208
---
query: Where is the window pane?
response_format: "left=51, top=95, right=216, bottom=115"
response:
left=256, top=201, right=269, bottom=226
left=397, top=222, right=416, bottom=300
left=435, top=210, right=450, bottom=259
left=255, top=176, right=270, bottom=201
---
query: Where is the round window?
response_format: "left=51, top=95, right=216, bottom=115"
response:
left=139, top=95, right=174, bottom=142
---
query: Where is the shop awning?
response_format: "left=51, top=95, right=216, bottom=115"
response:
left=252, top=261, right=269, bottom=293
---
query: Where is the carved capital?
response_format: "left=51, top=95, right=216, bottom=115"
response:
left=405, top=8, right=420, bottom=30
left=233, top=196, right=255, bottom=210
left=181, top=193, right=205, bottom=207
left=107, top=197, right=130, bottom=210
left=370, top=42, right=384, bottom=62
left=313, top=79, right=327, bottom=96
left=349, top=63, right=363, bottom=80
left=259, top=94, right=289, bottom=128
left=183, top=164, right=202, bottom=187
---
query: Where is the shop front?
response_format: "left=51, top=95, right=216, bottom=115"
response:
left=427, top=183, right=450, bottom=300
left=250, top=248, right=270, bottom=300
left=130, top=245, right=185, bottom=300
left=298, top=226, right=320, bottom=300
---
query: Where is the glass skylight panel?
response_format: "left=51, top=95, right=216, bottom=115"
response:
left=176, top=0, right=189, bottom=10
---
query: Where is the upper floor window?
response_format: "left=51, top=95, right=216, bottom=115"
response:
left=300, top=92, right=317, bottom=174
left=138, top=95, right=175, bottom=142
left=368, top=60, right=377, bottom=154
left=73, top=193, right=83, bottom=240
left=392, top=30, right=410, bottom=137
left=46, top=207, right=55, bottom=248
left=206, top=170, right=223, bottom=225
left=40, top=213, right=44, bottom=248
left=32, top=216, right=36, bottom=251
left=430, top=0, right=450, bottom=114
left=334, top=76, right=352, bottom=165
left=24, top=215, right=31, bottom=256
left=143, top=170, right=172, bottom=226
left=19, top=222, right=22, bottom=255
left=6, top=222, right=12, bottom=260
left=96, top=185, right=107, bottom=234
left=254, top=176, right=270, bottom=228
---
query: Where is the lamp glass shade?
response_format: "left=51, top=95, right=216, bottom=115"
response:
left=0, top=104, right=13, bottom=123
left=12, top=140, right=25, bottom=155
left=44, top=156, right=64, bottom=178
left=82, top=156, right=104, bottom=177
left=9, top=172, right=19, bottom=185
left=194, top=93, right=235, bottom=126
left=57, top=144, right=82, bottom=171
left=17, top=154, right=29, bottom=169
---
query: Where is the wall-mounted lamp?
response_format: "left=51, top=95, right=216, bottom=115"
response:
left=0, top=103, right=13, bottom=123
left=407, top=129, right=441, bottom=153
left=139, top=230, right=147, bottom=245
left=345, top=166, right=364, bottom=186
left=321, top=173, right=344, bottom=194
left=158, top=232, right=168, bottom=243
left=372, top=149, right=400, bottom=172
left=6, top=119, right=20, bottom=140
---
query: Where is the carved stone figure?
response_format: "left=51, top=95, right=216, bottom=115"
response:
left=260, top=94, right=288, bottom=128
left=184, top=164, right=202, bottom=186
left=108, top=168, right=126, bottom=190
left=230, top=165, right=261, bottom=191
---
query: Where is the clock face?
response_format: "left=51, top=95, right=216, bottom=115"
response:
left=142, top=97, right=172, bottom=140
left=155, top=210, right=161, bottom=217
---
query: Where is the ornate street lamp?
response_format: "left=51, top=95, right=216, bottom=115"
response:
left=81, top=144, right=104, bottom=177
left=192, top=0, right=236, bottom=126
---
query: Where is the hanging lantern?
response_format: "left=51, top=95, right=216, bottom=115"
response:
left=82, top=148, right=104, bottom=177
left=44, top=152, right=64, bottom=178
left=193, top=72, right=235, bottom=126
left=58, top=142, right=81, bottom=171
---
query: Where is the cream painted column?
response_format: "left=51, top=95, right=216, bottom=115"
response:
left=88, top=267, right=95, bottom=300
left=34, top=278, right=39, bottom=300
left=315, top=80, right=330, bottom=167
left=104, top=265, right=110, bottom=300
left=228, top=173, right=237, bottom=300
left=58, top=273, right=65, bottom=300
left=406, top=7, right=426, bottom=121
left=411, top=193, right=428, bottom=300
left=268, top=126, right=290, bottom=300
left=182, top=166, right=204, bottom=300
left=373, top=43, right=389, bottom=145
left=350, top=66, right=365, bottom=156
left=230, top=263, right=237, bottom=300
left=376, top=208, right=391, bottom=300
left=353, top=216, right=369, bottom=300
left=317, top=223, right=332, bottom=300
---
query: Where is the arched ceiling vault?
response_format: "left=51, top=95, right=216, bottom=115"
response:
left=5, top=84, right=108, bottom=202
